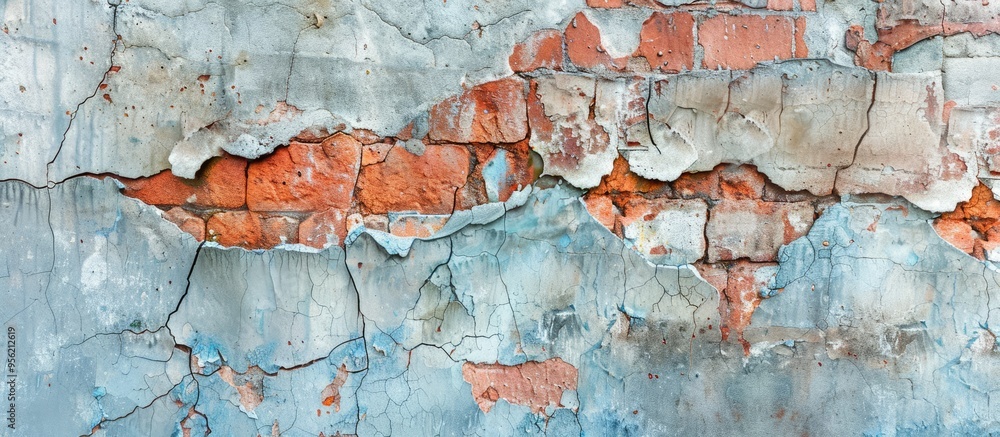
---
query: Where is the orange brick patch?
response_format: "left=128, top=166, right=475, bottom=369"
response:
left=699, top=15, right=795, bottom=70
left=636, top=12, right=695, bottom=72
left=427, top=78, right=528, bottom=144
left=119, top=154, right=247, bottom=209
left=509, top=29, right=564, bottom=73
left=934, top=183, right=1000, bottom=260
left=247, top=134, right=361, bottom=213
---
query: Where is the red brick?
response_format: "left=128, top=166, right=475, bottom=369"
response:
left=259, top=215, right=299, bottom=247
left=854, top=41, right=894, bottom=71
left=586, top=0, right=625, bottom=7
left=583, top=194, right=619, bottom=232
left=509, top=29, right=563, bottom=72
left=207, top=211, right=263, bottom=249
left=453, top=173, right=488, bottom=211
left=719, top=165, right=766, bottom=200
left=591, top=156, right=672, bottom=197
left=706, top=200, right=814, bottom=262
left=671, top=169, right=720, bottom=200
left=388, top=214, right=451, bottom=238
left=877, top=21, right=941, bottom=52
left=292, top=126, right=334, bottom=143
left=933, top=219, right=976, bottom=255
left=351, top=129, right=381, bottom=145
left=120, top=154, right=247, bottom=209
left=794, top=16, right=809, bottom=58
left=246, top=134, right=362, bottom=212
left=427, top=78, right=528, bottom=144
left=162, top=207, right=205, bottom=241
left=298, top=209, right=347, bottom=249
left=362, top=143, right=393, bottom=166
left=481, top=140, right=537, bottom=202
left=724, top=261, right=775, bottom=354
left=636, top=12, right=695, bottom=72
left=767, top=0, right=794, bottom=11
left=699, top=15, right=795, bottom=70
left=694, top=263, right=728, bottom=300
left=363, top=214, right=389, bottom=232
left=565, top=12, right=628, bottom=71
left=356, top=145, right=471, bottom=214
left=462, top=359, right=577, bottom=414
left=799, top=0, right=816, bottom=11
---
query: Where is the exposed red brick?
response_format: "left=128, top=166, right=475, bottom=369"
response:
left=259, top=215, right=299, bottom=247
left=565, top=12, right=628, bottom=71
left=767, top=0, right=794, bottom=11
left=843, top=25, right=892, bottom=71
left=583, top=195, right=619, bottom=232
left=120, top=154, right=247, bottom=209
left=696, top=261, right=777, bottom=355
left=799, top=0, right=816, bottom=11
left=844, top=24, right=864, bottom=51
left=361, top=143, right=393, bottom=166
left=586, top=0, right=625, bottom=7
left=844, top=5, right=1000, bottom=71
left=591, top=156, right=672, bottom=197
left=794, top=16, right=808, bottom=58
left=247, top=134, right=362, bottom=212
left=933, top=219, right=976, bottom=255
left=671, top=170, right=721, bottom=200
left=716, top=261, right=776, bottom=355
left=944, top=20, right=1000, bottom=39
left=388, top=214, right=451, bottom=238
left=942, top=184, right=1000, bottom=224
left=454, top=146, right=489, bottom=210
left=509, top=29, right=563, bottom=72
left=292, top=126, right=336, bottom=143
left=719, top=165, right=766, bottom=200
left=877, top=21, right=941, bottom=52
left=395, top=121, right=416, bottom=141
left=461, top=358, right=578, bottom=414
left=298, top=209, right=347, bottom=249
left=636, top=12, right=695, bottom=72
left=482, top=140, right=537, bottom=202
left=207, top=211, right=263, bottom=249
left=356, top=145, right=471, bottom=214
left=706, top=200, right=814, bottom=262
left=857, top=41, right=894, bottom=71
left=427, top=78, right=528, bottom=143
left=935, top=183, right=1000, bottom=260
left=695, top=263, right=729, bottom=299
left=351, top=129, right=381, bottom=145
left=699, top=15, right=795, bottom=70
left=363, top=214, right=389, bottom=232
left=321, top=132, right=363, bottom=160
left=162, top=207, right=205, bottom=241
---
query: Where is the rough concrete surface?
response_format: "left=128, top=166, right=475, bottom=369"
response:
left=6, top=0, right=1000, bottom=435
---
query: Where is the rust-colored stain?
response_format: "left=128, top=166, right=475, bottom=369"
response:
left=320, top=364, right=350, bottom=412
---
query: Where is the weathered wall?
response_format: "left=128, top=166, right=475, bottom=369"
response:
left=4, top=0, right=1000, bottom=435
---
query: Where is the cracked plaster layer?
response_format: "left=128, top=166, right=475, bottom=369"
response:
left=9, top=178, right=1000, bottom=434
left=2, top=0, right=581, bottom=183
left=10, top=0, right=1000, bottom=435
